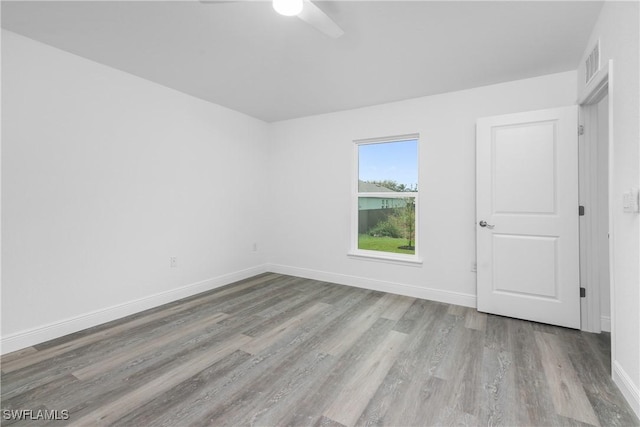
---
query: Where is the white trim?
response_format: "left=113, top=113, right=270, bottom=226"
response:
left=606, top=61, right=616, bottom=370
left=613, top=361, right=640, bottom=419
left=358, top=192, right=418, bottom=199
left=600, top=315, right=611, bottom=332
left=578, top=101, right=606, bottom=333
left=268, top=263, right=476, bottom=308
left=578, top=66, right=609, bottom=106
left=354, top=133, right=420, bottom=145
left=0, top=264, right=269, bottom=355
left=577, top=61, right=613, bottom=338
left=347, top=252, right=423, bottom=266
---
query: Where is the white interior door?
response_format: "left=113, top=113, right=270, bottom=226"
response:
left=476, top=106, right=580, bottom=329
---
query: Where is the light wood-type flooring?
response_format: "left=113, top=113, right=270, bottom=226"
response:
left=1, top=273, right=638, bottom=426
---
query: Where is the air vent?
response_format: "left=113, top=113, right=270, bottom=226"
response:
left=585, top=40, right=600, bottom=84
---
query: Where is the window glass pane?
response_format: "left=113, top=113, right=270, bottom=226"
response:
left=358, top=139, right=418, bottom=193
left=358, top=196, right=416, bottom=255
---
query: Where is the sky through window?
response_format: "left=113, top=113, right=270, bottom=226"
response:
left=358, top=139, right=418, bottom=189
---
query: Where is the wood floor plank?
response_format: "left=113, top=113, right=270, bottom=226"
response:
left=200, top=277, right=304, bottom=319
left=0, top=373, right=79, bottom=413
left=535, top=330, right=601, bottom=426
left=357, top=300, right=448, bottom=426
left=72, top=311, right=229, bottom=380
left=210, top=351, right=334, bottom=427
left=464, top=308, right=487, bottom=331
left=129, top=290, right=371, bottom=427
left=68, top=334, right=253, bottom=426
left=513, top=364, right=560, bottom=426
left=484, top=312, right=512, bottom=352
left=478, top=347, right=519, bottom=426
left=391, top=298, right=441, bottom=334
left=240, top=302, right=330, bottom=355
left=428, top=312, right=465, bottom=380
left=436, top=405, right=480, bottom=426
left=0, top=347, right=38, bottom=366
left=447, top=304, right=466, bottom=316
left=317, top=281, right=368, bottom=305
left=40, top=332, right=256, bottom=422
left=379, top=294, right=415, bottom=321
left=382, top=358, right=456, bottom=425
left=370, top=373, right=447, bottom=427
left=279, top=317, right=396, bottom=427
left=315, top=415, right=346, bottom=427
left=110, top=350, right=253, bottom=427
left=557, top=415, right=602, bottom=427
left=242, top=284, right=347, bottom=337
left=432, top=327, right=484, bottom=420
left=320, top=293, right=396, bottom=357
left=510, top=318, right=543, bottom=371
left=249, top=308, right=397, bottom=427
left=323, top=330, right=407, bottom=427
left=35, top=311, right=275, bottom=416
left=508, top=318, right=561, bottom=426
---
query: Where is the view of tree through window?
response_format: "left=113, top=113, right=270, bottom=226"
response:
left=357, top=138, right=418, bottom=256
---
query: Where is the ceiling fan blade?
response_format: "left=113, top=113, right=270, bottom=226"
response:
left=298, top=0, right=344, bottom=39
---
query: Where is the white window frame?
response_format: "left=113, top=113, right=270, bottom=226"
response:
left=349, top=134, right=422, bottom=265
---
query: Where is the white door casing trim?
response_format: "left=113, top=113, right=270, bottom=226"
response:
left=578, top=80, right=609, bottom=333
left=577, top=62, right=614, bottom=340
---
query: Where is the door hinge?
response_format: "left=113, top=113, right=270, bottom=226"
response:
left=578, top=125, right=585, bottom=136
left=580, top=287, right=586, bottom=298
left=579, top=205, right=585, bottom=216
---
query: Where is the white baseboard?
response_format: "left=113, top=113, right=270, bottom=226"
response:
left=267, top=264, right=476, bottom=308
left=612, top=360, right=640, bottom=419
left=1, top=264, right=269, bottom=355
left=600, top=315, right=611, bottom=332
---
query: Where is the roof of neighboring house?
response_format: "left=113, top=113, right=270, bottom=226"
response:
left=358, top=181, right=395, bottom=192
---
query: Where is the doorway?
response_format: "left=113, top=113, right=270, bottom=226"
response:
left=579, top=66, right=611, bottom=335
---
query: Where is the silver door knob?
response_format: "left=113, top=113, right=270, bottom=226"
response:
left=479, top=220, right=495, bottom=229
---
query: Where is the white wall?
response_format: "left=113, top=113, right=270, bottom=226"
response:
left=1, top=30, right=270, bottom=352
left=577, top=1, right=640, bottom=416
left=268, top=71, right=577, bottom=305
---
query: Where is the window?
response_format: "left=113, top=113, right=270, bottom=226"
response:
left=351, top=135, right=420, bottom=263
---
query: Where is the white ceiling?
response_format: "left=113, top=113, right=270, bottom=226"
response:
left=2, top=1, right=603, bottom=122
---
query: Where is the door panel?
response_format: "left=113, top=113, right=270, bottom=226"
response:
left=493, top=122, right=557, bottom=214
left=493, top=234, right=558, bottom=298
left=477, top=106, right=580, bottom=329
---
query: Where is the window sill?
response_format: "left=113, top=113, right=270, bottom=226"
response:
left=347, top=251, right=423, bottom=267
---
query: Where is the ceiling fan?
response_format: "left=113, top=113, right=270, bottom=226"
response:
left=200, top=0, right=344, bottom=39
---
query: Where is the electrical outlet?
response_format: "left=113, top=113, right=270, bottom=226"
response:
left=471, top=262, right=477, bottom=272
left=170, top=257, right=177, bottom=268
left=252, top=243, right=258, bottom=252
